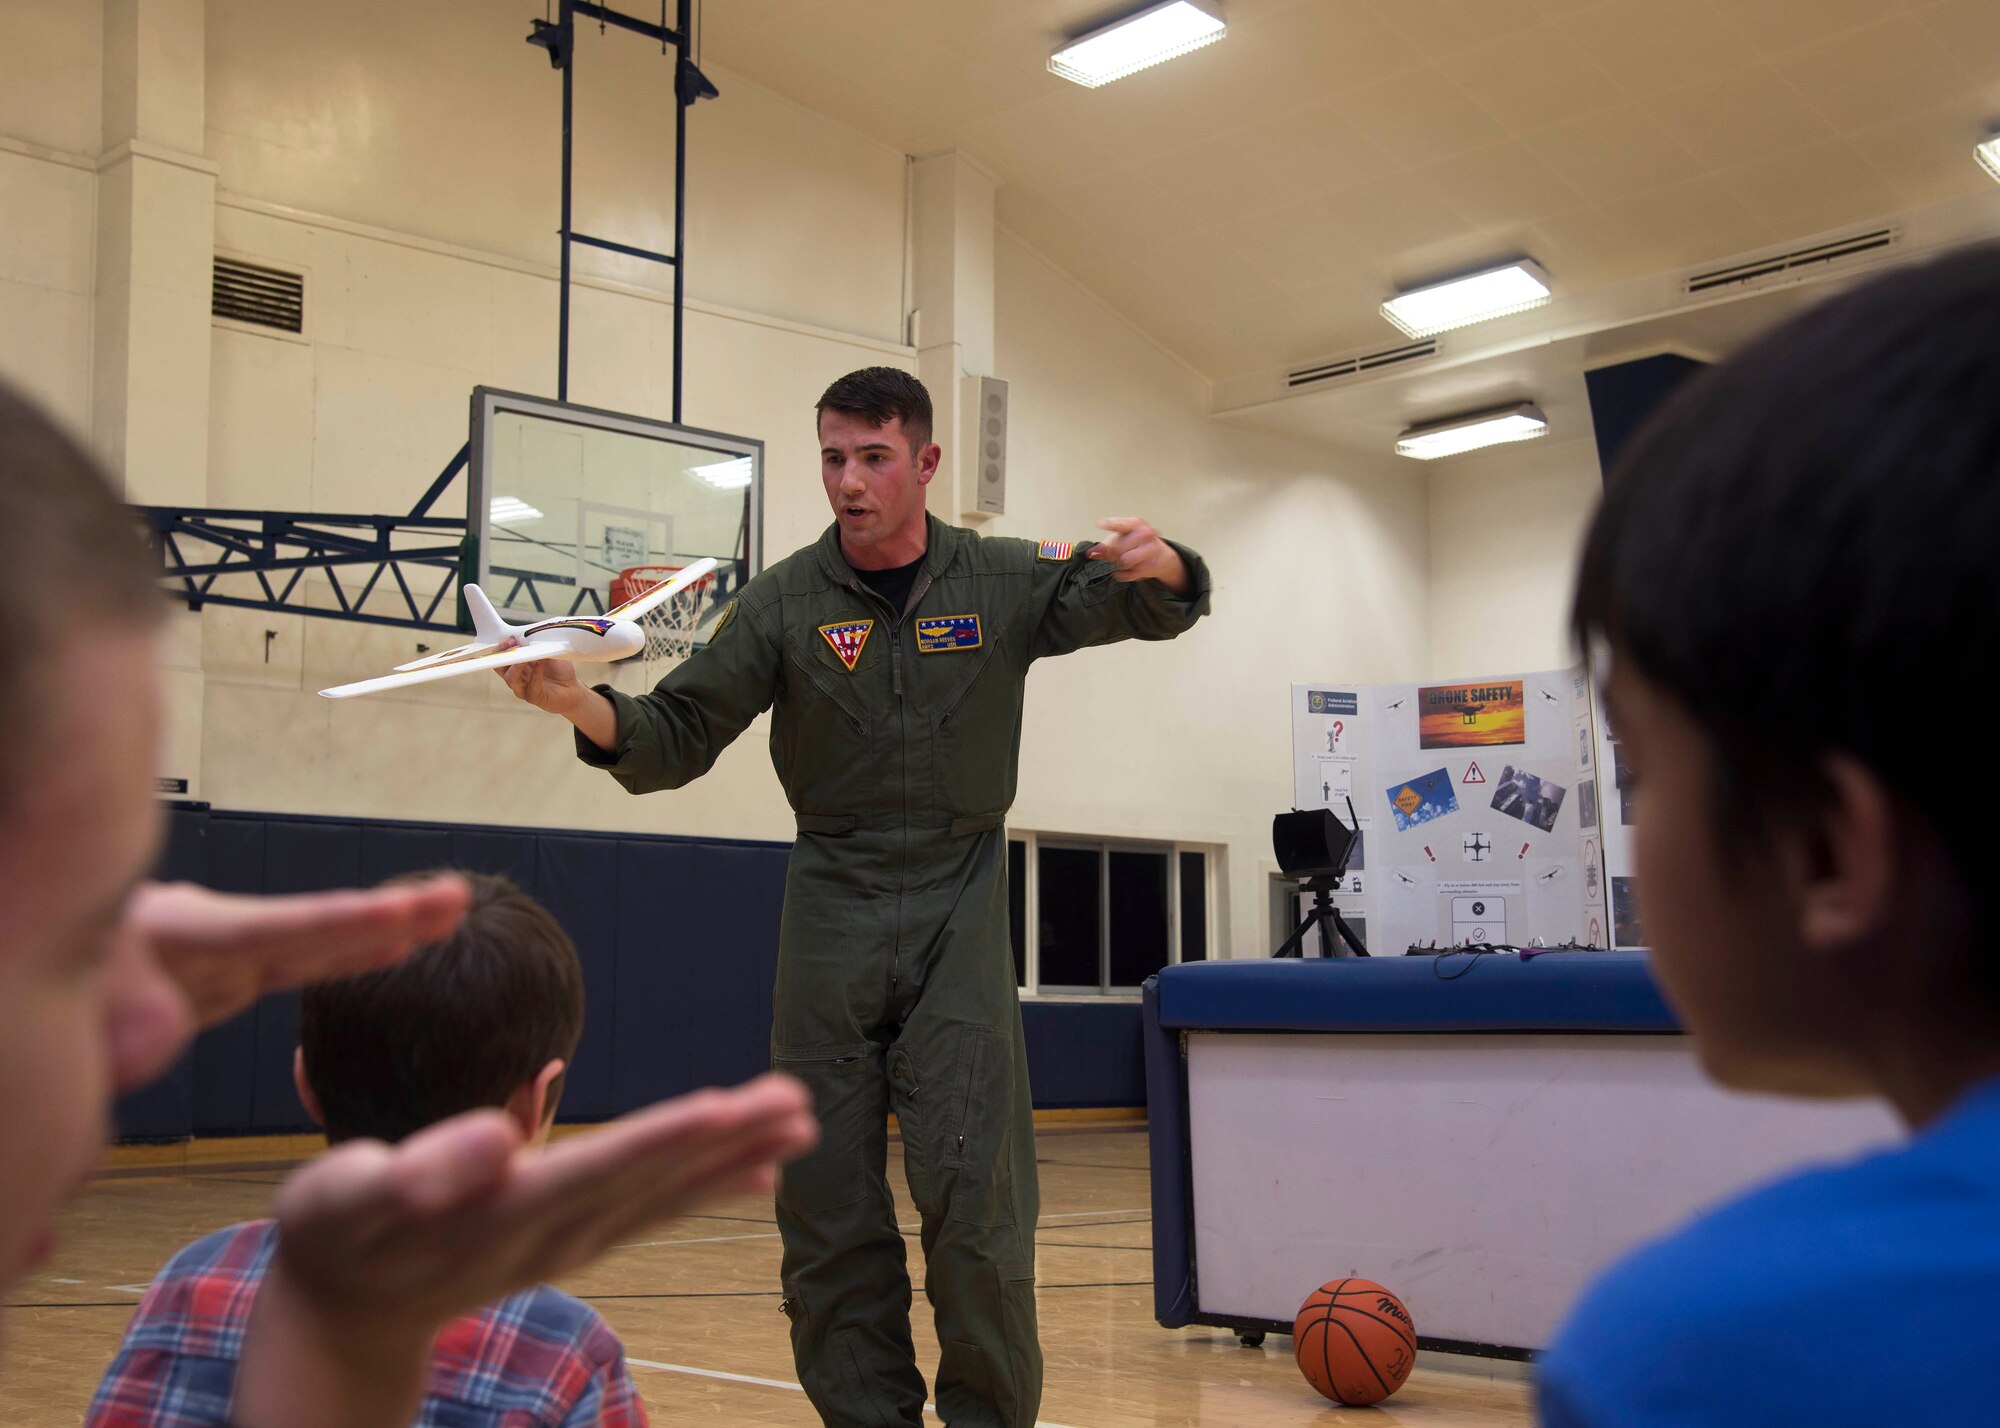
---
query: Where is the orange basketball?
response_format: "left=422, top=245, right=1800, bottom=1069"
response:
left=1293, top=1278, right=1418, bottom=1405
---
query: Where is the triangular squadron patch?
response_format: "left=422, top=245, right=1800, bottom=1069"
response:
left=818, top=619, right=874, bottom=671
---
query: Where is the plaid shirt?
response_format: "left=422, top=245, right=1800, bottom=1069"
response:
left=87, top=1221, right=647, bottom=1428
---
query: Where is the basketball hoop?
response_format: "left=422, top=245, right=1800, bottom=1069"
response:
left=614, top=563, right=715, bottom=671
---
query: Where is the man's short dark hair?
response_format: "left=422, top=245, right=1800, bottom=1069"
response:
left=0, top=383, right=162, bottom=811
left=1572, top=241, right=2000, bottom=904
left=815, top=367, right=932, bottom=451
left=300, top=872, right=587, bottom=1143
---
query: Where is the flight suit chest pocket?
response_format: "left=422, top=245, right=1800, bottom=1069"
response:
left=774, top=633, right=877, bottom=802
left=930, top=633, right=1016, bottom=816
left=780, top=632, right=873, bottom=741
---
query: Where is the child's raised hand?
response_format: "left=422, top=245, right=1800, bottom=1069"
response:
left=127, top=876, right=472, bottom=1029
left=231, top=1074, right=817, bottom=1428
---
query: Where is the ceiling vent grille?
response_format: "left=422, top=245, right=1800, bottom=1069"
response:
left=1684, top=227, right=1898, bottom=298
left=212, top=257, right=304, bottom=333
left=1287, top=337, right=1440, bottom=390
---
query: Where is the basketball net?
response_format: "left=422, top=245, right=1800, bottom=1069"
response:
left=616, top=565, right=713, bottom=679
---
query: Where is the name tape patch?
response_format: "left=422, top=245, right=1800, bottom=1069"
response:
left=915, top=614, right=982, bottom=653
left=1037, top=538, right=1073, bottom=561
left=818, top=619, right=874, bottom=671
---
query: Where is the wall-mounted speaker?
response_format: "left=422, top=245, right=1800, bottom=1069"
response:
left=959, top=374, right=1007, bottom=518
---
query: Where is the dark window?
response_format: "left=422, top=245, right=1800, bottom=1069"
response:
left=1109, top=850, right=1170, bottom=986
left=1037, top=846, right=1101, bottom=987
left=1007, top=838, right=1027, bottom=986
left=1179, top=850, right=1207, bottom=962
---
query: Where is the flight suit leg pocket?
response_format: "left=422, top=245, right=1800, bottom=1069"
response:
left=887, top=1042, right=936, bottom=1220
left=932, top=1264, right=1042, bottom=1428
left=773, top=1041, right=882, bottom=1215
left=782, top=1286, right=909, bottom=1428
left=940, top=1024, right=1015, bottom=1228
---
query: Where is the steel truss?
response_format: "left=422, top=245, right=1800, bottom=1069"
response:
left=139, top=446, right=472, bottom=632
left=145, top=2, right=717, bottom=633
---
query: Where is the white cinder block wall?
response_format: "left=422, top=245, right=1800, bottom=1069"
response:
left=0, top=0, right=1598, bottom=960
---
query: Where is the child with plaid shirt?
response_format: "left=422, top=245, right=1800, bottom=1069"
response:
left=89, top=874, right=646, bottom=1428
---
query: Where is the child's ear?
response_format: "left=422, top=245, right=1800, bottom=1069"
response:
left=1788, top=754, right=1897, bottom=955
left=506, top=1058, right=567, bottom=1137
left=292, top=1048, right=325, bottom=1129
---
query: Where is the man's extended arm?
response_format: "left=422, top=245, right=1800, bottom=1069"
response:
left=501, top=590, right=783, bottom=794
left=1088, top=516, right=1192, bottom=595
left=1032, top=516, right=1212, bottom=660
left=500, top=660, right=621, bottom=751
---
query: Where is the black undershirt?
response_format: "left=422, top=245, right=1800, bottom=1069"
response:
left=855, top=553, right=925, bottom=616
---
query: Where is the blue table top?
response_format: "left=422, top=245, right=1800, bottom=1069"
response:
left=1151, top=952, right=1679, bottom=1033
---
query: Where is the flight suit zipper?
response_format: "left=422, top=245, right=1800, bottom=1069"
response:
left=844, top=569, right=934, bottom=1002
left=890, top=572, right=933, bottom=1002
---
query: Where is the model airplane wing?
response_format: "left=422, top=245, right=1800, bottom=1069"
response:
left=319, top=642, right=556, bottom=700
left=604, top=557, right=719, bottom=620
left=392, top=639, right=506, bottom=672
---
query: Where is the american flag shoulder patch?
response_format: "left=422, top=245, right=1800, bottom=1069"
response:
left=1037, top=538, right=1073, bottom=561
left=818, top=618, right=874, bottom=671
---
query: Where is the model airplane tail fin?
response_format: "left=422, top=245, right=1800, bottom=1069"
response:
left=463, top=584, right=509, bottom=644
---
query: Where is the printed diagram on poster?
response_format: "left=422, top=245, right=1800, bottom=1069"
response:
left=1312, top=756, right=1355, bottom=807
left=1419, top=681, right=1525, bottom=749
left=1386, top=769, right=1459, bottom=831
left=1612, top=877, right=1644, bottom=947
left=1452, top=896, right=1506, bottom=944
left=1591, top=704, right=1645, bottom=946
left=1294, top=667, right=1613, bottom=955
left=1609, top=734, right=1637, bottom=826
left=1490, top=765, right=1567, bottom=834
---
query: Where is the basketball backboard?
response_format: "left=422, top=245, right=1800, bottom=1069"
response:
left=468, top=387, right=761, bottom=638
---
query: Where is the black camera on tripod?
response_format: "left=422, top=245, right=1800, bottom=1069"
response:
left=1272, top=802, right=1369, bottom=957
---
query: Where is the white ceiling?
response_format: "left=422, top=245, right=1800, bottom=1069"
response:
left=702, top=0, right=2000, bottom=404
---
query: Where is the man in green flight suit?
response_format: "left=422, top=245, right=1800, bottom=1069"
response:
left=501, top=368, right=1210, bottom=1427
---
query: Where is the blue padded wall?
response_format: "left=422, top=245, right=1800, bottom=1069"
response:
left=535, top=834, right=620, bottom=1119
left=1020, top=1001, right=1146, bottom=1109
left=110, top=807, right=208, bottom=1141
left=114, top=806, right=1144, bottom=1142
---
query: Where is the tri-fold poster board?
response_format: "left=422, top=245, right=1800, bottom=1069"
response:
left=1289, top=667, right=1641, bottom=953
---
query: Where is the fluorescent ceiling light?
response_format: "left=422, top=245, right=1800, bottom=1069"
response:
left=1049, top=0, right=1226, bottom=89
left=1396, top=403, right=1548, bottom=461
left=691, top=456, right=754, bottom=490
left=1978, top=136, right=2000, bottom=185
left=1381, top=261, right=1552, bottom=338
left=488, top=496, right=543, bottom=525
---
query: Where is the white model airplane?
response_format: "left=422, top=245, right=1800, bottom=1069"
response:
left=318, top=558, right=718, bottom=700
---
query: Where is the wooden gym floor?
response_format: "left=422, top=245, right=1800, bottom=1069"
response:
left=0, top=1122, right=1532, bottom=1426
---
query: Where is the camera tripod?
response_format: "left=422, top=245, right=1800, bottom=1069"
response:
left=1274, top=873, right=1370, bottom=958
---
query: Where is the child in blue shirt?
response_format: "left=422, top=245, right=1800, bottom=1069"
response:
left=1539, top=243, right=2000, bottom=1425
